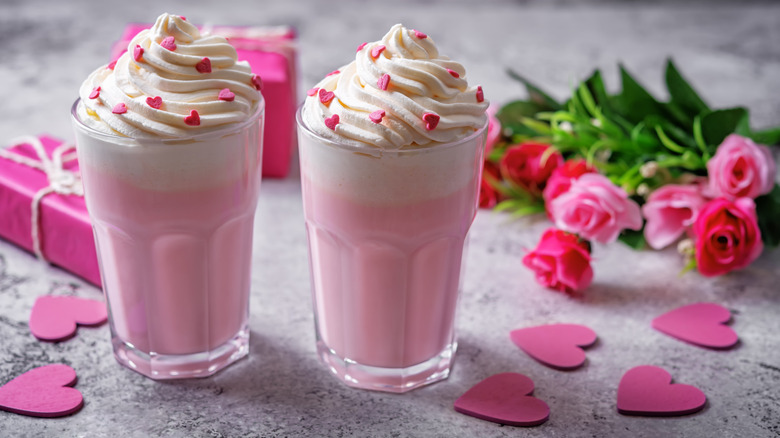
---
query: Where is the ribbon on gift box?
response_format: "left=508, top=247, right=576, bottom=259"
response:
left=0, top=136, right=83, bottom=262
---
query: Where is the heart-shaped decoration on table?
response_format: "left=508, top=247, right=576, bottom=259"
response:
left=454, top=373, right=549, bottom=427
left=617, top=365, right=707, bottom=416
left=29, top=296, right=107, bottom=342
left=510, top=323, right=597, bottom=370
left=0, top=364, right=83, bottom=418
left=652, top=302, right=738, bottom=349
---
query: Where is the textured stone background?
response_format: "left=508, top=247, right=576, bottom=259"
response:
left=1, top=1, right=779, bottom=437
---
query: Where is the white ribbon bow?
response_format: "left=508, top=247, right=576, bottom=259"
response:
left=0, top=136, right=83, bottom=261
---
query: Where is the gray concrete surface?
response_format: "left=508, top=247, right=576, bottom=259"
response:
left=1, top=1, right=778, bottom=436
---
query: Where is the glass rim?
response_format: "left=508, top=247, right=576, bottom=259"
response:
left=296, top=104, right=488, bottom=156
left=71, top=97, right=265, bottom=145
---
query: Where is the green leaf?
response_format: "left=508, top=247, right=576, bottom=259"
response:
left=618, top=228, right=646, bottom=250
left=611, top=65, right=666, bottom=125
left=699, top=107, right=750, bottom=148
left=750, top=126, right=780, bottom=145
left=755, top=184, right=780, bottom=248
left=506, top=69, right=562, bottom=111
left=665, top=59, right=709, bottom=116
left=496, top=100, right=547, bottom=137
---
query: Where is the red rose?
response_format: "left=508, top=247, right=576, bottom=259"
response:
left=499, top=142, right=563, bottom=194
left=542, top=158, right=595, bottom=204
left=479, top=161, right=501, bottom=209
left=693, top=197, right=763, bottom=277
left=522, top=228, right=594, bottom=294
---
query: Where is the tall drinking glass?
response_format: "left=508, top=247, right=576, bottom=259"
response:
left=297, top=108, right=486, bottom=392
left=71, top=99, right=264, bottom=379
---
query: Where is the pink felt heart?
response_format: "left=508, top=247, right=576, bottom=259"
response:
left=0, top=364, right=83, bottom=418
left=195, top=57, right=212, bottom=73
left=454, top=373, right=549, bottom=427
left=318, top=88, right=335, bottom=105
left=422, top=112, right=440, bottom=131
left=218, top=88, right=235, bottom=102
left=184, top=109, right=201, bottom=126
left=160, top=36, right=177, bottom=51
left=510, top=323, right=597, bottom=370
left=146, top=96, right=162, bottom=109
left=324, top=114, right=340, bottom=130
left=652, top=302, right=738, bottom=349
left=617, top=365, right=706, bottom=416
left=29, top=296, right=107, bottom=342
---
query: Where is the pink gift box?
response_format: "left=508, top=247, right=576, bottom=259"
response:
left=0, top=136, right=101, bottom=286
left=111, top=23, right=298, bottom=178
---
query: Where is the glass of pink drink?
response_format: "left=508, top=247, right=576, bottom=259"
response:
left=71, top=13, right=266, bottom=379
left=298, top=110, right=486, bottom=392
left=72, top=101, right=264, bottom=379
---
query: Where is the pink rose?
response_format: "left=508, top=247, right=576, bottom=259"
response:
left=499, top=142, right=563, bottom=195
left=693, top=197, right=763, bottom=277
left=642, top=183, right=709, bottom=249
left=523, top=228, right=593, bottom=294
left=479, top=161, right=501, bottom=209
left=707, top=134, right=776, bottom=200
left=485, top=106, right=502, bottom=155
left=543, top=158, right=596, bottom=204
left=549, top=173, right=643, bottom=243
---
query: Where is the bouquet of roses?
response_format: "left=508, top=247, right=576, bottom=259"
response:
left=483, top=60, right=780, bottom=293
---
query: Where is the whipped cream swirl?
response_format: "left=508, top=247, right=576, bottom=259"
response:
left=303, top=24, right=488, bottom=150
left=78, top=13, right=262, bottom=138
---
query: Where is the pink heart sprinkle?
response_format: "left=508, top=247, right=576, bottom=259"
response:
left=324, top=114, right=339, bottom=130
left=133, top=45, right=144, bottom=62
left=326, top=70, right=340, bottom=77
left=356, top=42, right=368, bottom=52
left=454, top=373, right=549, bottom=427
left=106, top=60, right=117, bottom=70
left=318, top=88, right=335, bottom=106
left=369, top=110, right=385, bottom=124
left=112, top=103, right=127, bottom=114
left=218, top=88, right=235, bottom=102
left=447, top=68, right=460, bottom=78
left=510, top=323, right=597, bottom=370
left=180, top=15, right=187, bottom=21
left=307, top=87, right=319, bottom=97
left=29, top=296, right=107, bottom=342
left=184, top=109, right=200, bottom=126
left=0, top=364, right=83, bottom=418
left=195, top=57, right=212, bottom=73
left=88, top=87, right=100, bottom=100
left=377, top=73, right=390, bottom=91
left=476, top=85, right=484, bottom=103
left=371, top=45, right=386, bottom=59
left=617, top=365, right=707, bottom=417
left=652, top=302, right=738, bottom=349
left=422, top=112, right=440, bottom=130
left=146, top=96, right=162, bottom=109
left=251, top=74, right=263, bottom=90
left=160, top=36, right=177, bottom=51
left=414, top=30, right=427, bottom=39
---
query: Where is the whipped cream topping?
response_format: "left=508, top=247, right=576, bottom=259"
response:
left=302, top=24, right=488, bottom=150
left=78, top=13, right=262, bottom=138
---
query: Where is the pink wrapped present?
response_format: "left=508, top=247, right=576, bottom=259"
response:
left=0, top=135, right=101, bottom=286
left=111, top=23, right=298, bottom=178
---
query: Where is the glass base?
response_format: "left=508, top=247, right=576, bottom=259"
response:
left=317, top=341, right=456, bottom=393
left=112, top=327, right=249, bottom=380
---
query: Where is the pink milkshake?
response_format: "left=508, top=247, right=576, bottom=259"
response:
left=72, top=13, right=265, bottom=379
left=298, top=24, right=488, bottom=392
